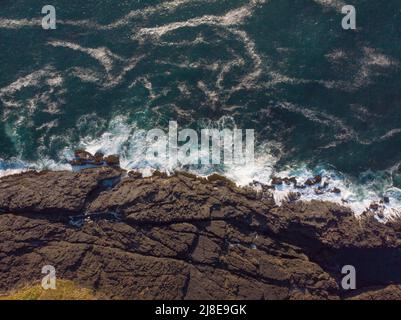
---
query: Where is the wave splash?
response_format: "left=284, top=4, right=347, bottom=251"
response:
left=1, top=116, right=400, bottom=221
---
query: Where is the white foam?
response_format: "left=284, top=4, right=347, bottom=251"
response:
left=0, top=158, right=71, bottom=178
left=323, top=47, right=400, bottom=92
left=131, top=0, right=265, bottom=92
left=134, top=1, right=265, bottom=40
left=48, top=40, right=144, bottom=88
left=0, top=66, right=58, bottom=96
left=70, top=67, right=102, bottom=84
left=0, top=66, right=64, bottom=120
left=262, top=165, right=401, bottom=221
left=0, top=168, right=28, bottom=178
left=313, top=0, right=346, bottom=11
left=0, top=18, right=41, bottom=29
left=48, top=41, right=122, bottom=73
left=1, top=114, right=400, bottom=222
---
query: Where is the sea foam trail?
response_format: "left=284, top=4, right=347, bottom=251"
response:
left=132, top=0, right=266, bottom=91
left=47, top=41, right=145, bottom=88
left=313, top=0, right=346, bottom=11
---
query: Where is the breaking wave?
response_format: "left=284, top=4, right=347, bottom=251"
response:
left=2, top=114, right=400, bottom=221
left=1, top=0, right=401, bottom=220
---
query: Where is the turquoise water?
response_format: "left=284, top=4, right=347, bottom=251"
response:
left=1, top=0, right=401, bottom=215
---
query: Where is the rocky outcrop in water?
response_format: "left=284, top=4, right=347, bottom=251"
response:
left=69, top=150, right=120, bottom=167
left=1, top=167, right=401, bottom=300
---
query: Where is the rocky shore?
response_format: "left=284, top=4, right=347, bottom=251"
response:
left=1, top=158, right=401, bottom=299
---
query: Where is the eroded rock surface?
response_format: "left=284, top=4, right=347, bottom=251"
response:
left=1, top=168, right=401, bottom=300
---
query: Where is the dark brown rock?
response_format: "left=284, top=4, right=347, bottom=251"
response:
left=271, top=177, right=283, bottom=185
left=0, top=169, right=400, bottom=300
left=287, top=191, right=301, bottom=202
left=282, top=177, right=297, bottom=186
left=370, top=203, right=380, bottom=211
left=69, top=159, right=87, bottom=166
left=128, top=171, right=143, bottom=179
left=104, top=155, right=120, bottom=167
left=93, top=152, right=104, bottom=165
left=70, top=150, right=117, bottom=167
left=71, top=150, right=96, bottom=166
left=0, top=167, right=122, bottom=214
left=305, top=175, right=322, bottom=186
left=331, top=187, right=341, bottom=194
left=74, top=150, right=94, bottom=161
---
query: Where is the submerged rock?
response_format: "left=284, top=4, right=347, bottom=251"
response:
left=74, top=150, right=94, bottom=162
left=104, top=155, right=120, bottom=166
left=305, top=175, right=322, bottom=186
left=271, top=177, right=283, bottom=185
left=370, top=203, right=380, bottom=211
left=284, top=177, right=297, bottom=186
left=271, top=176, right=297, bottom=187
left=331, top=187, right=341, bottom=194
left=70, top=150, right=119, bottom=168
left=94, top=152, right=105, bottom=165
left=314, top=189, right=325, bottom=195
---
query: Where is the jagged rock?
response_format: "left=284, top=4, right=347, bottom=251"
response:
left=283, top=177, right=297, bottom=186
left=271, top=177, right=283, bottom=185
left=370, top=203, right=380, bottom=211
left=69, top=159, right=87, bottom=166
left=72, top=150, right=95, bottom=165
left=318, top=181, right=329, bottom=190
left=305, top=179, right=314, bottom=186
left=0, top=168, right=401, bottom=300
left=104, top=155, right=120, bottom=166
left=315, top=189, right=325, bottom=195
left=0, top=167, right=122, bottom=214
left=74, top=149, right=94, bottom=160
left=70, top=150, right=118, bottom=167
left=94, top=152, right=105, bottom=165
left=286, top=192, right=301, bottom=202
left=128, top=171, right=143, bottom=179
left=350, top=285, right=401, bottom=300
left=384, top=196, right=390, bottom=204
left=305, top=175, right=322, bottom=186
left=331, top=187, right=341, bottom=194
left=271, top=177, right=297, bottom=186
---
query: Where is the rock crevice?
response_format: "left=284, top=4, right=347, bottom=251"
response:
left=1, top=168, right=401, bottom=300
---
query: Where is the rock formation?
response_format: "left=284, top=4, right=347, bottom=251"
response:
left=1, top=167, right=401, bottom=300
left=69, top=150, right=120, bottom=167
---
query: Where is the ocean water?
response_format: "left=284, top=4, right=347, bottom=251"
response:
left=1, top=0, right=401, bottom=217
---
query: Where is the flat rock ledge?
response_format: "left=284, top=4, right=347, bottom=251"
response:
left=1, top=167, right=401, bottom=300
